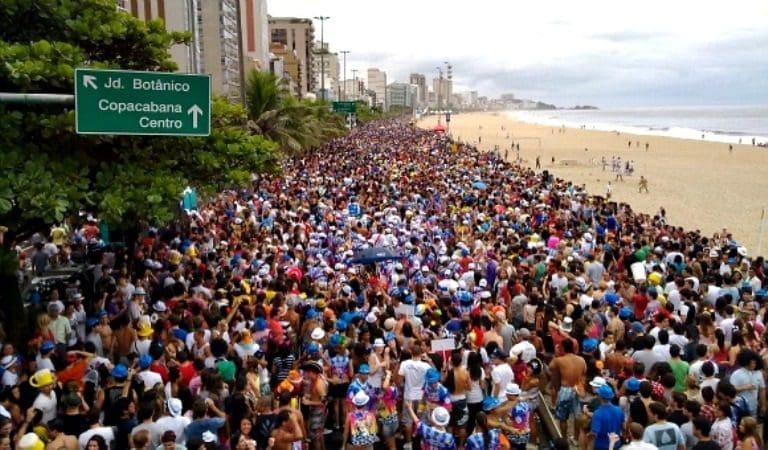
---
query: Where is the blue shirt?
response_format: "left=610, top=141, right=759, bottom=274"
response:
left=591, top=403, right=625, bottom=450
left=185, top=417, right=225, bottom=443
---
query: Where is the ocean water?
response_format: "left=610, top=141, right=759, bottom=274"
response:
left=508, top=106, right=768, bottom=145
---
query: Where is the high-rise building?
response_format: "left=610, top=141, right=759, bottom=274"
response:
left=196, top=0, right=243, bottom=102
left=241, top=0, right=269, bottom=72
left=409, top=73, right=427, bottom=105
left=367, top=68, right=387, bottom=110
left=432, top=77, right=453, bottom=109
left=117, top=0, right=196, bottom=73
left=312, top=42, right=339, bottom=100
left=268, top=17, right=315, bottom=97
left=386, top=83, right=417, bottom=110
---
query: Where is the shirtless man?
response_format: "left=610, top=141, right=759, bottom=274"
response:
left=268, top=409, right=304, bottom=450
left=94, top=311, right=113, bottom=358
left=46, top=418, right=79, bottom=450
left=301, top=361, right=328, bottom=450
left=549, top=339, right=587, bottom=442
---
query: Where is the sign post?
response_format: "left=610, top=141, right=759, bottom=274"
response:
left=75, top=68, right=211, bottom=136
left=332, top=101, right=357, bottom=114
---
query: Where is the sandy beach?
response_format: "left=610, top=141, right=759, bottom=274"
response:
left=418, top=111, right=768, bottom=254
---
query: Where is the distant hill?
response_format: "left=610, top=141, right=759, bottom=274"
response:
left=571, top=105, right=599, bottom=110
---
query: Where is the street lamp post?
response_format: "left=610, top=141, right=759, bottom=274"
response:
left=313, top=16, right=330, bottom=102
left=339, top=50, right=350, bottom=101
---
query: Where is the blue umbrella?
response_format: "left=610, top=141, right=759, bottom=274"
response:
left=472, top=180, right=487, bottom=190
left=348, top=247, right=403, bottom=265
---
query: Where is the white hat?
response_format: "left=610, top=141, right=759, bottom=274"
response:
left=0, top=405, right=10, bottom=419
left=1, top=355, right=17, bottom=370
left=167, top=397, right=183, bottom=417
left=373, top=338, right=385, bottom=347
left=134, top=287, right=147, bottom=296
left=311, top=327, right=325, bottom=341
left=365, top=312, right=378, bottom=324
left=480, top=291, right=492, bottom=299
left=590, top=376, right=607, bottom=388
left=153, top=301, right=167, bottom=312
left=479, top=279, right=488, bottom=287
left=431, top=406, right=450, bottom=426
left=505, top=383, right=522, bottom=396
left=352, top=390, right=370, bottom=407
left=583, top=232, right=593, bottom=242
left=560, top=317, right=573, bottom=332
left=421, top=265, right=429, bottom=272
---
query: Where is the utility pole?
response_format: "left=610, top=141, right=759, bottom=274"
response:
left=339, top=50, right=350, bottom=101
left=313, top=16, right=330, bottom=102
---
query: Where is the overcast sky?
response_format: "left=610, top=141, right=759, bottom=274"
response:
left=268, top=0, right=768, bottom=108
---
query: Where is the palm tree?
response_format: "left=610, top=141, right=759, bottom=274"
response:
left=245, top=70, right=345, bottom=155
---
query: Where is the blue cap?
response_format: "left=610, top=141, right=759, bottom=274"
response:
left=384, top=331, right=396, bottom=342
left=111, top=363, right=129, bottom=379
left=306, top=342, right=320, bottom=354
left=358, top=364, right=370, bottom=375
left=631, top=322, right=645, bottom=334
left=582, top=338, right=598, bottom=353
left=425, top=368, right=441, bottom=384
left=306, top=308, right=318, bottom=319
left=604, top=293, right=620, bottom=305
left=336, top=320, right=348, bottom=331
left=625, top=377, right=641, bottom=392
left=139, top=354, right=153, bottom=369
left=619, top=307, right=633, bottom=320
left=597, top=384, right=615, bottom=400
left=86, top=318, right=99, bottom=328
left=40, top=341, right=55, bottom=353
left=254, top=317, right=267, bottom=331
left=482, top=396, right=503, bottom=411
left=329, top=334, right=343, bottom=348
left=97, top=309, right=108, bottom=317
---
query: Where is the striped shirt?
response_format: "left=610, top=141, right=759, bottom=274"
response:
left=465, top=429, right=502, bottom=450
left=414, top=420, right=456, bottom=450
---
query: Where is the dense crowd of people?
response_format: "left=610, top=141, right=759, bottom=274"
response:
left=1, top=119, right=767, bottom=450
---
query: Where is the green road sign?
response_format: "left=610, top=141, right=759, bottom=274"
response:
left=333, top=101, right=357, bottom=114
left=75, top=68, right=211, bottom=136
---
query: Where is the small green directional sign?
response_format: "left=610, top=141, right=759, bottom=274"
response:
left=75, top=68, right=211, bottom=136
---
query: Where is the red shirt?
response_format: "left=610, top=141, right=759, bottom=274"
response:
left=632, top=293, right=648, bottom=319
left=179, top=361, right=196, bottom=386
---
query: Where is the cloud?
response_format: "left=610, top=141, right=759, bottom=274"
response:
left=269, top=0, right=768, bottom=107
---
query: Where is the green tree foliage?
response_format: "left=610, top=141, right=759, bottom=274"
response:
left=0, top=0, right=280, bottom=233
left=245, top=69, right=346, bottom=155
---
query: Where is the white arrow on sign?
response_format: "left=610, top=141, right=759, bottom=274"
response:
left=83, top=75, right=98, bottom=90
left=187, top=104, right=203, bottom=129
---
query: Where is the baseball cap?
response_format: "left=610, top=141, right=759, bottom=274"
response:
left=358, top=364, right=370, bottom=375
left=425, top=368, right=441, bottom=384
left=597, top=384, right=615, bottom=400
left=139, top=354, right=153, bottom=369
left=111, top=364, right=129, bottom=379
left=582, top=338, right=599, bottom=353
